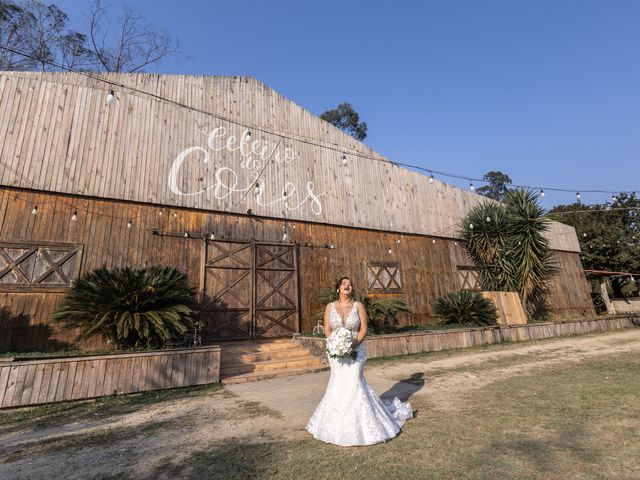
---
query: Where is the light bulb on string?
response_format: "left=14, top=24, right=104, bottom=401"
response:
left=576, top=192, right=581, bottom=201
left=210, top=233, right=215, bottom=240
left=127, top=220, right=132, bottom=229
left=388, top=248, right=392, bottom=254
left=432, top=239, right=436, bottom=244
left=71, top=211, right=78, bottom=221
left=612, top=195, right=618, bottom=203
left=254, top=181, right=261, bottom=195
left=173, top=212, right=177, bottom=218
left=184, top=232, right=189, bottom=238
left=245, top=130, right=251, bottom=141
left=428, top=172, right=434, bottom=183
left=540, top=189, right=545, bottom=198
left=469, top=182, right=475, bottom=192
left=341, top=155, right=348, bottom=166
left=106, top=89, right=116, bottom=105
left=31, top=206, right=37, bottom=215
left=158, top=209, right=163, bottom=216
left=469, top=223, right=474, bottom=229
left=486, top=216, right=491, bottom=222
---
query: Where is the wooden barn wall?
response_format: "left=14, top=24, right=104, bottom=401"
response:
left=0, top=188, right=593, bottom=351
left=545, top=251, right=596, bottom=319
left=0, top=71, right=580, bottom=253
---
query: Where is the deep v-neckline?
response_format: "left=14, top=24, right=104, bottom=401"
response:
left=334, top=302, right=355, bottom=327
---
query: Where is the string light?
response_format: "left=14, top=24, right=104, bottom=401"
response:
left=388, top=248, right=392, bottom=254
left=576, top=192, right=581, bottom=201
left=432, top=239, right=436, bottom=244
left=184, top=232, right=189, bottom=238
left=341, top=155, right=348, bottom=166
left=245, top=130, right=251, bottom=141
left=71, top=211, right=78, bottom=221
left=254, top=181, right=261, bottom=195
left=1, top=44, right=636, bottom=202
left=485, top=216, right=491, bottom=222
left=540, top=189, right=545, bottom=198
left=210, top=233, right=215, bottom=240
left=31, top=206, right=37, bottom=215
left=428, top=172, right=434, bottom=183
left=127, top=220, right=132, bottom=228
left=158, top=209, right=163, bottom=216
left=469, top=182, right=475, bottom=192
left=106, top=89, right=116, bottom=105
left=469, top=223, right=474, bottom=229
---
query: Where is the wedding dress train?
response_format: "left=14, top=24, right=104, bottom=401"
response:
left=306, top=302, right=413, bottom=446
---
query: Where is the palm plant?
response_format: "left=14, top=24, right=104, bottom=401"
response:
left=459, top=189, right=558, bottom=317
left=52, top=266, right=197, bottom=348
left=434, top=290, right=497, bottom=326
left=314, top=288, right=411, bottom=333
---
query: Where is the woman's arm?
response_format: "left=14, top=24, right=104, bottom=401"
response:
left=353, top=302, right=368, bottom=347
left=324, top=303, right=332, bottom=337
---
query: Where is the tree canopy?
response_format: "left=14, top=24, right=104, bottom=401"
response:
left=548, top=192, right=640, bottom=295
left=0, top=0, right=178, bottom=72
left=320, top=103, right=368, bottom=141
left=476, top=171, right=513, bottom=202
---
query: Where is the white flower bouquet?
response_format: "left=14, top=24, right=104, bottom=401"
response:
left=326, top=327, right=357, bottom=360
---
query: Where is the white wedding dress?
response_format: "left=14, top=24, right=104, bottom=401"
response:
left=306, top=302, right=413, bottom=446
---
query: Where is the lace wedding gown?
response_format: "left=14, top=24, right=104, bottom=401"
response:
left=306, top=302, right=413, bottom=446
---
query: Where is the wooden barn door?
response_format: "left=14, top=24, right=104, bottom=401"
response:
left=200, top=239, right=299, bottom=340
left=254, top=242, right=299, bottom=338
left=200, top=240, right=253, bottom=340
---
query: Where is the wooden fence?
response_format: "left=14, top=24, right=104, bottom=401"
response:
left=0, top=346, right=220, bottom=409
left=296, top=315, right=638, bottom=360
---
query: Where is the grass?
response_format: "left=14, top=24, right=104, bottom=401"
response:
left=2, top=330, right=639, bottom=479
left=147, top=351, right=640, bottom=480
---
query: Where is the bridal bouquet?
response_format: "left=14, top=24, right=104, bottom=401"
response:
left=326, top=327, right=358, bottom=360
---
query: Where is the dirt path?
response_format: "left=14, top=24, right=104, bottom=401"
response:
left=1, top=328, right=639, bottom=480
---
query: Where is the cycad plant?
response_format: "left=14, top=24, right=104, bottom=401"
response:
left=460, top=189, right=558, bottom=317
left=315, top=288, right=411, bottom=334
left=434, top=290, right=497, bottom=326
left=52, top=266, right=197, bottom=349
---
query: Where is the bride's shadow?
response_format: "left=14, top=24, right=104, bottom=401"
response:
left=380, top=372, right=425, bottom=417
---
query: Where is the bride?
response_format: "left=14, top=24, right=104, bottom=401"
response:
left=306, top=276, right=413, bottom=446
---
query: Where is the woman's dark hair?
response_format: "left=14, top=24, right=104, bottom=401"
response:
left=335, top=276, right=354, bottom=296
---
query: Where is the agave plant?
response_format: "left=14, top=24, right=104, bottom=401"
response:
left=460, top=189, right=558, bottom=317
left=434, top=290, right=497, bottom=326
left=52, top=266, right=197, bottom=348
left=314, top=287, right=411, bottom=333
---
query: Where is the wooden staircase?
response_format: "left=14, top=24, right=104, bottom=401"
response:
left=220, top=338, right=326, bottom=384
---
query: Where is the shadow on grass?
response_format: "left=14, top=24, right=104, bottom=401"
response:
left=380, top=372, right=425, bottom=416
left=486, top=422, right=600, bottom=474
left=151, top=439, right=278, bottom=480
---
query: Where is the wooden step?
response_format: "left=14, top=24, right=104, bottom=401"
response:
left=221, top=341, right=301, bottom=354
left=222, top=364, right=328, bottom=385
left=220, top=356, right=323, bottom=376
left=221, top=347, right=313, bottom=365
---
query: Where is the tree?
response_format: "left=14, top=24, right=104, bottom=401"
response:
left=88, top=0, right=179, bottom=72
left=0, top=0, right=178, bottom=72
left=548, top=192, right=640, bottom=297
left=320, top=103, right=368, bottom=141
left=460, top=189, right=558, bottom=318
left=476, top=171, right=513, bottom=202
left=0, top=0, right=94, bottom=71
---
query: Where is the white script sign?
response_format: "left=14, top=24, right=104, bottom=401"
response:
left=168, top=125, right=325, bottom=215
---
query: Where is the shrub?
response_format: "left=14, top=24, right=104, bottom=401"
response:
left=52, top=266, right=197, bottom=348
left=434, top=290, right=497, bottom=326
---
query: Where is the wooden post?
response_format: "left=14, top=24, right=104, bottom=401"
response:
left=599, top=279, right=616, bottom=315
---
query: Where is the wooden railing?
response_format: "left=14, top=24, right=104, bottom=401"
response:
left=0, top=346, right=220, bottom=409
